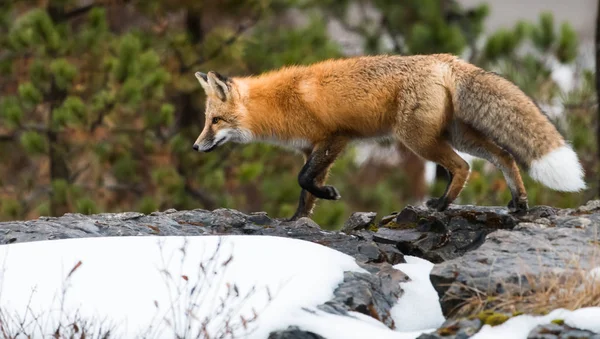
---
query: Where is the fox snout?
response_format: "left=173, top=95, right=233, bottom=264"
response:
left=192, top=140, right=220, bottom=153
left=193, top=128, right=240, bottom=152
left=193, top=127, right=217, bottom=152
left=193, top=135, right=220, bottom=153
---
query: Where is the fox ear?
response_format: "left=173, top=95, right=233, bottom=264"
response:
left=195, top=72, right=211, bottom=94
left=207, top=71, right=230, bottom=102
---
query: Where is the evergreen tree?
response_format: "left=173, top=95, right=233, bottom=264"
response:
left=0, top=0, right=593, bottom=227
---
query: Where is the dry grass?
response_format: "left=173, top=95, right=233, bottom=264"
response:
left=448, top=244, right=600, bottom=318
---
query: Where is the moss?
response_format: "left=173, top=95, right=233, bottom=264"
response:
left=367, top=223, right=379, bottom=232
left=437, top=326, right=459, bottom=336
left=476, top=311, right=510, bottom=326
left=484, top=314, right=509, bottom=326
left=385, top=221, right=417, bottom=229
left=486, top=296, right=498, bottom=302
left=551, top=319, right=564, bottom=325
left=512, top=311, right=524, bottom=317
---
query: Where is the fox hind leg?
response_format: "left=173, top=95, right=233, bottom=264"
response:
left=402, top=137, right=471, bottom=211
left=448, top=121, right=528, bottom=213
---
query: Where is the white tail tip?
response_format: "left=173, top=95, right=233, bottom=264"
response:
left=529, top=145, right=586, bottom=192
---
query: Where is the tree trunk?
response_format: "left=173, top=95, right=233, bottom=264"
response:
left=596, top=0, right=600, bottom=198
left=48, top=80, right=70, bottom=217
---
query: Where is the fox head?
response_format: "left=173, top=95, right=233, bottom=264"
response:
left=193, top=71, right=252, bottom=152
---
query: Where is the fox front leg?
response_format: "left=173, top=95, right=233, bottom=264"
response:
left=289, top=139, right=347, bottom=221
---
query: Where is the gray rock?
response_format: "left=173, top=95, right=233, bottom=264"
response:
left=416, top=318, right=482, bottom=339
left=430, top=210, right=600, bottom=316
left=556, top=216, right=592, bottom=229
left=0, top=208, right=404, bottom=267
left=373, top=204, right=520, bottom=263
left=575, top=200, right=600, bottom=214
left=315, top=263, right=407, bottom=329
left=293, top=217, right=321, bottom=229
left=528, top=322, right=600, bottom=339
left=342, top=212, right=377, bottom=233
left=268, top=326, right=325, bottom=339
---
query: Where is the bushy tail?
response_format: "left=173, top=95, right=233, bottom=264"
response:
left=445, top=59, right=586, bottom=192
left=528, top=144, right=586, bottom=191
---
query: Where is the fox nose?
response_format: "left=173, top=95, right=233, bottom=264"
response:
left=193, top=144, right=200, bottom=151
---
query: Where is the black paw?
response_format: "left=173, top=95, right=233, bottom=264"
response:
left=508, top=197, right=528, bottom=214
left=426, top=197, right=449, bottom=211
left=322, top=185, right=342, bottom=200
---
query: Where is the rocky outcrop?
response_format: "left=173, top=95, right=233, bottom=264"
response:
left=317, top=264, right=408, bottom=329
left=2, top=200, right=600, bottom=338
left=527, top=322, right=600, bottom=339
left=428, top=201, right=600, bottom=316
left=370, top=204, right=556, bottom=263
left=0, top=208, right=404, bottom=266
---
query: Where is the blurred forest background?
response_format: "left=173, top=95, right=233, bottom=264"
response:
left=0, top=0, right=598, bottom=228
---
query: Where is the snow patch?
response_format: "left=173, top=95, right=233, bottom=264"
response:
left=0, top=236, right=442, bottom=339
left=391, top=256, right=445, bottom=331
left=0, top=236, right=364, bottom=338
left=472, top=307, right=600, bottom=339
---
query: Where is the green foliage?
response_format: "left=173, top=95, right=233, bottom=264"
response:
left=531, top=12, right=555, bottom=51
left=20, top=131, right=46, bottom=155
left=0, top=0, right=591, bottom=225
left=18, top=82, right=43, bottom=108
left=556, top=23, right=578, bottom=63
left=52, top=96, right=86, bottom=127
left=0, top=198, right=21, bottom=219
left=0, top=96, right=23, bottom=127
left=76, top=198, right=99, bottom=215
left=50, top=58, right=77, bottom=90
left=160, top=104, right=175, bottom=126
left=51, top=179, right=70, bottom=205
left=9, top=9, right=60, bottom=52
left=483, top=28, right=524, bottom=61
left=30, top=60, right=52, bottom=91
left=239, top=163, right=263, bottom=184
left=119, top=78, right=143, bottom=107
left=113, top=155, right=138, bottom=182
left=138, top=196, right=159, bottom=214
left=244, top=16, right=342, bottom=72
left=114, top=34, right=142, bottom=82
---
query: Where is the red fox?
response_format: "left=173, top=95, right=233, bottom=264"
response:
left=192, top=54, right=586, bottom=221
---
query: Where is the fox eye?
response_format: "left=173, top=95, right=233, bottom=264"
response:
left=212, top=117, right=221, bottom=124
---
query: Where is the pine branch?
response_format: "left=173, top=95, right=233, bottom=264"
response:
left=181, top=19, right=258, bottom=72
left=0, top=134, right=16, bottom=142
left=48, top=3, right=102, bottom=22
left=64, top=4, right=100, bottom=20
left=89, top=102, right=116, bottom=132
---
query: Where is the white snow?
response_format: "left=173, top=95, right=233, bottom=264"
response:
left=0, top=235, right=441, bottom=338
left=290, top=309, right=438, bottom=339
left=472, top=307, right=600, bottom=339
left=1, top=235, right=598, bottom=338
left=550, top=63, right=576, bottom=93
left=391, top=256, right=445, bottom=331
